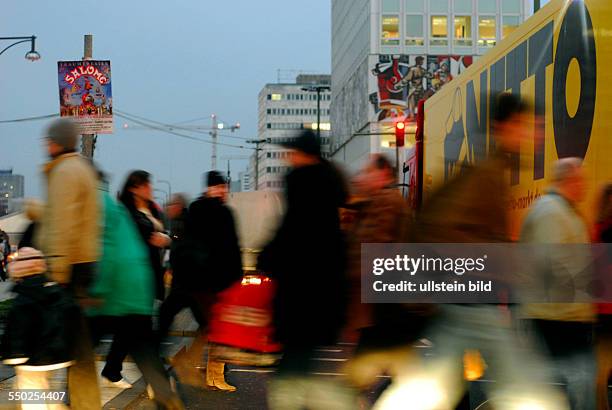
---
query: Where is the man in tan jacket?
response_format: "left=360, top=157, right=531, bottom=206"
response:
left=36, top=118, right=101, bottom=409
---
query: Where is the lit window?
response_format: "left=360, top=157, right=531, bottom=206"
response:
left=405, top=15, right=424, bottom=46
left=454, top=16, right=472, bottom=46
left=502, top=15, right=520, bottom=38
left=478, top=16, right=497, bottom=46
left=311, top=122, right=331, bottom=131
left=271, top=93, right=282, bottom=101
left=431, top=16, right=448, bottom=46
left=381, top=15, right=400, bottom=45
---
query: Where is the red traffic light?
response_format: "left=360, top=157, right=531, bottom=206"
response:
left=395, top=121, right=405, bottom=147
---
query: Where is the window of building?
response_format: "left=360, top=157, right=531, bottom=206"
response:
left=430, top=0, right=448, bottom=13
left=478, top=16, right=497, bottom=46
left=267, top=94, right=271, bottom=100
left=502, top=15, right=520, bottom=38
left=405, top=0, right=423, bottom=13
left=405, top=15, right=424, bottom=46
left=454, top=16, right=472, bottom=46
left=454, top=0, right=472, bottom=13
left=271, top=93, right=282, bottom=101
left=502, top=0, right=521, bottom=13
left=266, top=109, right=271, bottom=114
left=267, top=123, right=271, bottom=129
left=382, top=0, right=400, bottom=12
left=431, top=15, right=448, bottom=46
left=381, top=15, right=400, bottom=45
left=266, top=167, right=271, bottom=173
left=267, top=152, right=271, bottom=158
left=478, top=0, right=497, bottom=14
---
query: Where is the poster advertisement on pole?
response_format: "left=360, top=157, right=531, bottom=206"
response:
left=57, top=60, right=113, bottom=133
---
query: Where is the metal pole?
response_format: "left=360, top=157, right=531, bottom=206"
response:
left=395, top=144, right=399, bottom=183
left=157, top=180, right=172, bottom=202
left=211, top=114, right=218, bottom=169
left=316, top=88, right=321, bottom=139
left=81, top=34, right=96, bottom=158
left=255, top=146, right=260, bottom=190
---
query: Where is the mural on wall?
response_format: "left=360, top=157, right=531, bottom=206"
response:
left=369, top=54, right=473, bottom=122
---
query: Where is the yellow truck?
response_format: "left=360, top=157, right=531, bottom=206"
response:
left=416, top=0, right=612, bottom=239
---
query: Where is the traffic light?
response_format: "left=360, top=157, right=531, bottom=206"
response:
left=395, top=121, right=405, bottom=147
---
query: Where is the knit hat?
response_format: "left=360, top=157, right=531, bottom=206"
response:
left=278, top=130, right=321, bottom=157
left=45, top=119, right=80, bottom=151
left=8, top=248, right=47, bottom=279
left=207, top=170, right=226, bottom=187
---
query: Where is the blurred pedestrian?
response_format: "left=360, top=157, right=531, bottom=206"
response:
left=101, top=171, right=171, bottom=389
left=520, top=158, right=596, bottom=410
left=169, top=171, right=243, bottom=391
left=118, top=170, right=171, bottom=301
left=35, top=118, right=101, bottom=409
left=158, top=193, right=204, bottom=342
left=344, top=154, right=432, bottom=393
left=375, top=94, right=567, bottom=409
left=2, top=247, right=80, bottom=410
left=595, top=183, right=612, bottom=410
left=258, top=130, right=355, bottom=409
left=88, top=173, right=184, bottom=409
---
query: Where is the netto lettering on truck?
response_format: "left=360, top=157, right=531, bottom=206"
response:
left=442, top=0, right=596, bottom=184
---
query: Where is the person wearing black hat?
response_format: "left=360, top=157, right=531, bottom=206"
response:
left=258, top=130, right=352, bottom=408
left=164, top=170, right=243, bottom=391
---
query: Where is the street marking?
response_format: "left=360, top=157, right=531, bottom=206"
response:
left=312, top=358, right=348, bottom=362
left=316, top=349, right=343, bottom=353
left=229, top=369, right=274, bottom=373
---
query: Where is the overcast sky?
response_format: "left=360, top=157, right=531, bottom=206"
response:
left=2, top=1, right=331, bottom=200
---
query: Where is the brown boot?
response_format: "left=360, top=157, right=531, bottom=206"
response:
left=205, top=359, right=236, bottom=392
left=171, top=337, right=207, bottom=387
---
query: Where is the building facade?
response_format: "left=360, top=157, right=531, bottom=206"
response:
left=249, top=74, right=332, bottom=191
left=331, top=0, right=530, bottom=173
left=0, top=170, right=25, bottom=216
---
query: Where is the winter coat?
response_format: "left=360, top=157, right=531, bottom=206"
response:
left=259, top=160, right=348, bottom=348
left=88, top=189, right=155, bottom=317
left=411, top=155, right=508, bottom=244
left=35, top=152, right=100, bottom=284
left=520, top=189, right=595, bottom=322
left=125, top=205, right=165, bottom=300
left=174, top=196, right=242, bottom=292
left=347, top=188, right=415, bottom=337
left=1, top=275, right=80, bottom=369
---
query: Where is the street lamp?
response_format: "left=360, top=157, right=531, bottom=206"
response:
left=0, top=36, right=40, bottom=61
left=301, top=84, right=331, bottom=139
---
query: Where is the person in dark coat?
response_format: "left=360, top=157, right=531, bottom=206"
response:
left=118, top=170, right=171, bottom=301
left=157, top=193, right=206, bottom=344
left=168, top=171, right=243, bottom=391
left=258, top=130, right=353, bottom=408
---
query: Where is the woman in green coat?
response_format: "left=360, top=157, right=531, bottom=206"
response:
left=88, top=184, right=183, bottom=410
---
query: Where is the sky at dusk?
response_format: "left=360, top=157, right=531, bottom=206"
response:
left=1, top=1, right=331, bottom=201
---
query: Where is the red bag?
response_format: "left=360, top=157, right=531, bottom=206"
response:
left=208, top=274, right=282, bottom=366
